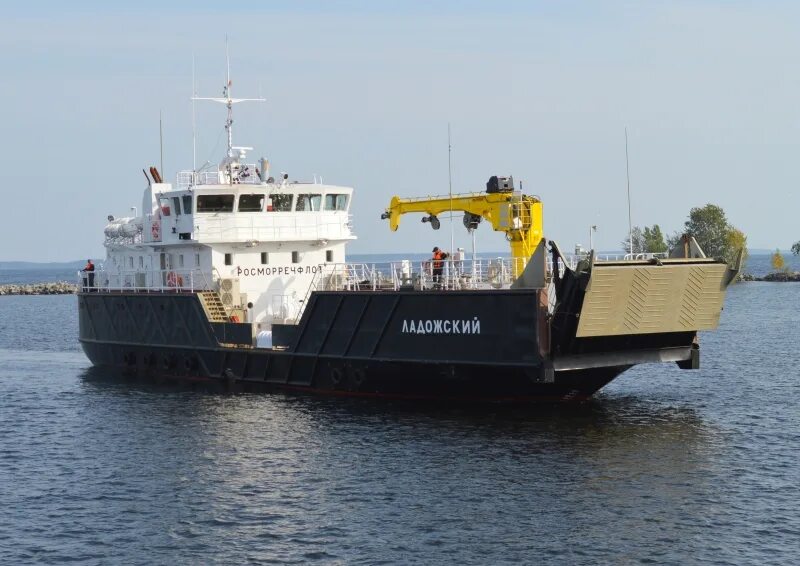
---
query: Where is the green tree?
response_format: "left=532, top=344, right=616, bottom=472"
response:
left=684, top=204, right=730, bottom=258
left=771, top=248, right=786, bottom=271
left=622, top=225, right=668, bottom=254
left=620, top=227, right=646, bottom=254
left=669, top=204, right=747, bottom=272
left=642, top=225, right=668, bottom=254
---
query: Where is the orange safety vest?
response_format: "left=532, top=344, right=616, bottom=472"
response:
left=432, top=251, right=445, bottom=269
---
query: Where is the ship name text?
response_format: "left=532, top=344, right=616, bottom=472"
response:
left=401, top=317, right=481, bottom=335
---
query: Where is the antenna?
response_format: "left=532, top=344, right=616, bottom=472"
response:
left=159, top=109, right=164, bottom=177
left=192, top=53, right=197, bottom=173
left=625, top=127, right=632, bottom=255
left=448, top=123, right=454, bottom=260
left=193, top=38, right=265, bottom=158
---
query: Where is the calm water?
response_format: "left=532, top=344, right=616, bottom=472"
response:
left=0, top=282, right=798, bottom=564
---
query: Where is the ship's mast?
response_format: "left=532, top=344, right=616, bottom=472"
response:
left=193, top=40, right=265, bottom=158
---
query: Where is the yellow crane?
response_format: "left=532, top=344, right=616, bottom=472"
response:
left=381, top=184, right=543, bottom=277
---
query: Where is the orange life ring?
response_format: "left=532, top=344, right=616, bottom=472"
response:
left=230, top=315, right=240, bottom=323
left=167, top=271, right=178, bottom=287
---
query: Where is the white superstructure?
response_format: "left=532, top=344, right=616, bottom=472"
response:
left=99, top=67, right=356, bottom=330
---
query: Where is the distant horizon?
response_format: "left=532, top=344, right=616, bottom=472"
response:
left=0, top=247, right=791, bottom=269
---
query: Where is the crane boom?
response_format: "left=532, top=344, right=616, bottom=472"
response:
left=382, top=190, right=543, bottom=276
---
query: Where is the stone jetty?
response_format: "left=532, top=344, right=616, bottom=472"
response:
left=0, top=281, right=78, bottom=295
left=740, top=272, right=800, bottom=282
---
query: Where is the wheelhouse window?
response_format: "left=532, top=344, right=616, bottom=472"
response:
left=197, top=194, right=235, bottom=212
left=326, top=250, right=334, bottom=262
left=172, top=197, right=182, bottom=215
left=238, top=194, right=265, bottom=212
left=182, top=195, right=193, bottom=214
left=296, top=194, right=322, bottom=211
left=158, top=197, right=172, bottom=216
left=292, top=251, right=301, bottom=263
left=324, top=194, right=349, bottom=211
left=268, top=194, right=293, bottom=212
left=224, top=253, right=233, bottom=266
left=261, top=252, right=269, bottom=264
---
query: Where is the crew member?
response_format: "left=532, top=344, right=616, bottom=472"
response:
left=431, top=247, right=448, bottom=289
left=82, top=259, right=95, bottom=291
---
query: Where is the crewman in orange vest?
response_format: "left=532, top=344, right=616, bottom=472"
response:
left=431, top=247, right=448, bottom=289
left=82, top=259, right=95, bottom=291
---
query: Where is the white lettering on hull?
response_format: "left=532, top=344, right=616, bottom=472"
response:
left=401, top=317, right=481, bottom=335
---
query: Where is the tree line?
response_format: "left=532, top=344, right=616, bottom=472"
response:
left=620, top=204, right=747, bottom=267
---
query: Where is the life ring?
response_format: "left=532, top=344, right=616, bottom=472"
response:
left=167, top=271, right=178, bottom=287
left=229, top=314, right=240, bottom=323
left=151, top=221, right=160, bottom=240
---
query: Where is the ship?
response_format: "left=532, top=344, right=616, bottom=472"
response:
left=78, top=64, right=741, bottom=402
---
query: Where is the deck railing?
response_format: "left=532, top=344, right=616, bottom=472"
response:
left=77, top=268, right=215, bottom=293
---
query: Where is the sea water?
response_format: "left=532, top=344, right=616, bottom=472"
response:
left=0, top=261, right=798, bottom=564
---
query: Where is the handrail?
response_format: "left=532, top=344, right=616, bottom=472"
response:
left=77, top=267, right=215, bottom=293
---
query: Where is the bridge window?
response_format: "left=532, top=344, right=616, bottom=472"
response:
left=269, top=194, right=293, bottom=212
left=238, top=194, right=265, bottom=212
left=183, top=195, right=193, bottom=214
left=324, top=194, right=349, bottom=211
left=158, top=197, right=172, bottom=216
left=326, top=250, right=334, bottom=262
left=296, top=194, right=322, bottom=211
left=197, top=194, right=235, bottom=212
left=292, top=251, right=301, bottom=263
left=224, top=253, right=232, bottom=266
left=261, top=252, right=269, bottom=264
left=172, top=197, right=182, bottom=215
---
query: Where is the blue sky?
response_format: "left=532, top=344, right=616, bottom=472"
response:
left=2, top=1, right=799, bottom=261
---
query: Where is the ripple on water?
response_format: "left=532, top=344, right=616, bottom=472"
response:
left=0, top=287, right=799, bottom=564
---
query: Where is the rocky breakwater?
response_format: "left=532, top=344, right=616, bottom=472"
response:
left=741, top=272, right=800, bottom=282
left=0, top=281, right=78, bottom=295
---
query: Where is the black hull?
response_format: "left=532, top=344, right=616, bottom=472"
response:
left=78, top=290, right=693, bottom=402
left=79, top=339, right=628, bottom=402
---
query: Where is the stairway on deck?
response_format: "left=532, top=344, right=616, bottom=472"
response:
left=197, top=290, right=229, bottom=322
